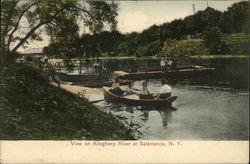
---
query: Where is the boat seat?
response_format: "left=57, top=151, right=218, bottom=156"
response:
left=139, top=94, right=154, bottom=99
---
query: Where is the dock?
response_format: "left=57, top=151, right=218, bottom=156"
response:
left=114, top=65, right=216, bottom=80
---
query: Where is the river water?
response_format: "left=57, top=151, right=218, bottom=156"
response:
left=61, top=57, right=249, bottom=140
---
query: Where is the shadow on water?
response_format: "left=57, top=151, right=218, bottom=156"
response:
left=103, top=98, right=178, bottom=127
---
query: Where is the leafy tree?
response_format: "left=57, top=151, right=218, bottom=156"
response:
left=221, top=1, right=249, bottom=33
left=200, top=7, right=222, bottom=29
left=1, top=0, right=118, bottom=55
left=117, top=32, right=139, bottom=56
left=203, top=27, right=229, bottom=54
left=135, top=41, right=162, bottom=57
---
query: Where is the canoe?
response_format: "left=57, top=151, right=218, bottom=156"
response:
left=103, top=87, right=177, bottom=107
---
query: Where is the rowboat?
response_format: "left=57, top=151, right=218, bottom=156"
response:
left=114, top=65, right=216, bottom=80
left=103, top=87, right=177, bottom=107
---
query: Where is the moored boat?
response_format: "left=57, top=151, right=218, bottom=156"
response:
left=114, top=65, right=216, bottom=80
left=103, top=87, right=177, bottom=107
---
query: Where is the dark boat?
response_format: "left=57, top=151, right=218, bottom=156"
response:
left=56, top=72, right=109, bottom=82
left=114, top=65, right=216, bottom=80
left=103, top=87, right=177, bottom=107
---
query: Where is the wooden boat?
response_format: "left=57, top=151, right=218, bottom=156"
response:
left=114, top=65, right=216, bottom=80
left=103, top=87, right=177, bottom=107
left=56, top=72, right=109, bottom=82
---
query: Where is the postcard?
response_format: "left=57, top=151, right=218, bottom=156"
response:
left=1, top=0, right=249, bottom=163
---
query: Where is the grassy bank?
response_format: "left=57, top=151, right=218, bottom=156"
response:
left=0, top=63, right=135, bottom=140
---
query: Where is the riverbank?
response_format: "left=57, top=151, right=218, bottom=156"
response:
left=0, top=63, right=135, bottom=140
left=49, top=54, right=249, bottom=62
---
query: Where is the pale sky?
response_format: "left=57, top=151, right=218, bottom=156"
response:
left=18, top=0, right=240, bottom=52
left=117, top=1, right=239, bottom=33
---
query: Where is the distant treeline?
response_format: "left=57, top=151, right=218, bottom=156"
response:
left=43, top=1, right=249, bottom=58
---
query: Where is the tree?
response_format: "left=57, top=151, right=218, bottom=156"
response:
left=203, top=27, right=228, bottom=54
left=221, top=1, right=249, bottom=33
left=117, top=32, right=139, bottom=56
left=1, top=0, right=118, bottom=54
left=135, top=41, right=162, bottom=57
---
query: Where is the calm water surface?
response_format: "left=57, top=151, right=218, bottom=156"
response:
left=86, top=80, right=249, bottom=140
left=63, top=57, right=249, bottom=140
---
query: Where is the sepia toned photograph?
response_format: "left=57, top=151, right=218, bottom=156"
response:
left=0, top=0, right=249, bottom=163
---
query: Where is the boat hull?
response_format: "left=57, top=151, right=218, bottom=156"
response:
left=114, top=65, right=216, bottom=80
left=103, top=87, right=177, bottom=107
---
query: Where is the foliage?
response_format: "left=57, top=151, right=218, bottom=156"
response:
left=1, top=0, right=118, bottom=53
left=159, top=39, right=209, bottom=57
left=203, top=27, right=229, bottom=54
left=221, top=1, right=250, bottom=33
left=43, top=30, right=125, bottom=58
left=222, top=33, right=250, bottom=55
left=41, top=1, right=249, bottom=58
left=117, top=32, right=139, bottom=56
left=135, top=41, right=162, bottom=57
left=0, top=63, right=135, bottom=140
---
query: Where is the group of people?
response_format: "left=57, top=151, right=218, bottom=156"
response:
left=160, top=58, right=177, bottom=73
left=109, top=78, right=172, bottom=100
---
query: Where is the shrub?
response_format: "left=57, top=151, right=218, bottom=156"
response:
left=159, top=39, right=209, bottom=57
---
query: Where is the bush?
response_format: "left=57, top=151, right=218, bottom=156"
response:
left=159, top=39, right=209, bottom=57
left=135, top=41, right=162, bottom=57
left=203, top=27, right=229, bottom=54
left=222, top=33, right=249, bottom=55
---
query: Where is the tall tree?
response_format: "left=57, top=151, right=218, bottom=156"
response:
left=221, top=1, right=249, bottom=33
left=1, top=0, right=118, bottom=54
left=203, top=27, right=228, bottom=54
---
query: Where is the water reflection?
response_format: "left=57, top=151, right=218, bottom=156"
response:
left=158, top=110, right=172, bottom=126
left=139, top=106, right=177, bottom=127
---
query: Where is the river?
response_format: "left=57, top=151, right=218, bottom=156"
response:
left=58, top=56, right=249, bottom=140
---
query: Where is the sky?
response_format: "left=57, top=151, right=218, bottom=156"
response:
left=19, top=0, right=240, bottom=52
left=116, top=1, right=239, bottom=33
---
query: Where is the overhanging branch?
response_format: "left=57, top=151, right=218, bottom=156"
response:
left=10, top=5, right=70, bottom=53
left=7, top=2, right=37, bottom=51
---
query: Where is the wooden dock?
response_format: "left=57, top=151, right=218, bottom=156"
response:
left=114, top=65, right=216, bottom=80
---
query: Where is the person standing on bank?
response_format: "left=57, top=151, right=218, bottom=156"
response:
left=156, top=78, right=172, bottom=99
left=43, top=57, right=60, bottom=87
left=93, top=58, right=100, bottom=73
